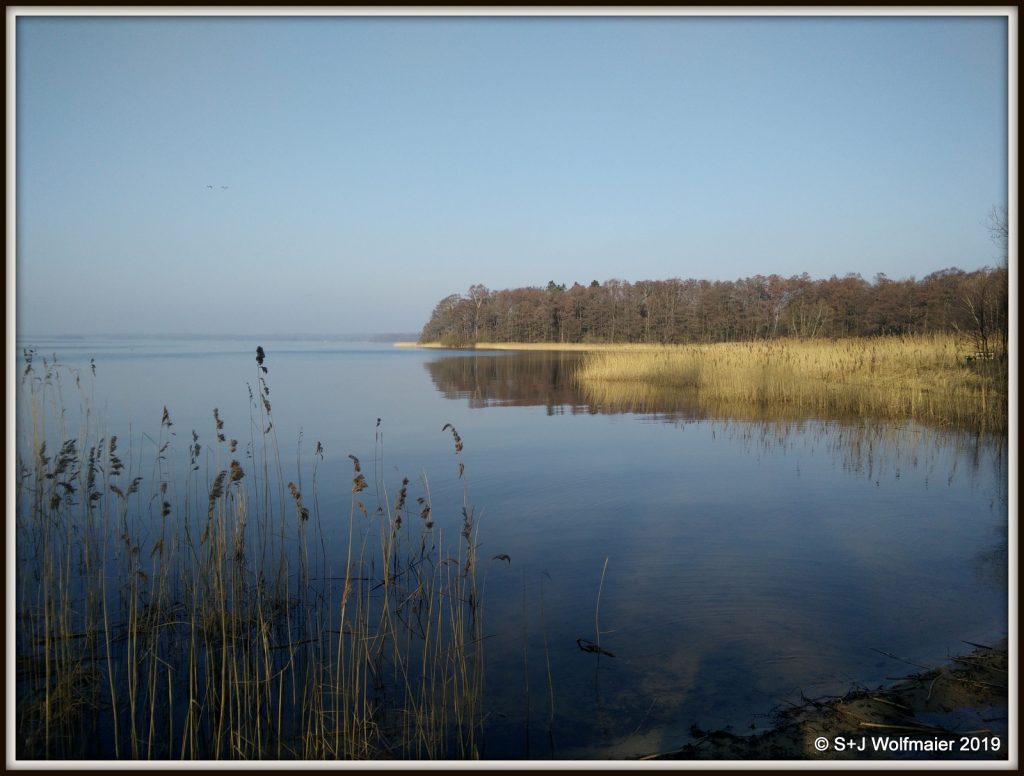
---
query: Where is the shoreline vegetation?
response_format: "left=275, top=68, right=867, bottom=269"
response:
left=416, top=265, right=1008, bottom=353
left=16, top=348, right=486, bottom=760
left=396, top=334, right=1007, bottom=434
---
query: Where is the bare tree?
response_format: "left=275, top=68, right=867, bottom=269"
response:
left=418, top=255, right=1008, bottom=349
left=987, top=204, right=1009, bottom=265
left=957, top=207, right=1009, bottom=361
left=467, top=284, right=490, bottom=343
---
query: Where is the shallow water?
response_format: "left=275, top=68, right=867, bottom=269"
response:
left=13, top=337, right=1009, bottom=759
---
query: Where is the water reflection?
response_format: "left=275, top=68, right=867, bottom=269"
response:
left=424, top=351, right=1009, bottom=759
left=424, top=351, right=593, bottom=414
left=425, top=350, right=1012, bottom=433
left=425, top=352, right=1008, bottom=481
left=14, top=343, right=1008, bottom=760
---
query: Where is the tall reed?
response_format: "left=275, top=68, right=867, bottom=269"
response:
left=574, top=334, right=1007, bottom=433
left=15, top=347, right=486, bottom=760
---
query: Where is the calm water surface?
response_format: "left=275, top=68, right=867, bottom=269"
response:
left=14, top=337, right=1009, bottom=759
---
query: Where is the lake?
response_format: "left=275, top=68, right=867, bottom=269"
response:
left=13, top=336, right=1009, bottom=760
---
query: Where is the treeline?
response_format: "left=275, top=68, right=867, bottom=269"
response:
left=419, top=267, right=1008, bottom=356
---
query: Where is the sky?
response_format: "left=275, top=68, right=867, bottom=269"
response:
left=11, top=11, right=1012, bottom=336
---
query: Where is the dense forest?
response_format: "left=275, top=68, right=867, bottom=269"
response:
left=419, top=265, right=1008, bottom=357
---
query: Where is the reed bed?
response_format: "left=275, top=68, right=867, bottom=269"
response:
left=15, top=348, right=485, bottom=760
left=574, top=335, right=1007, bottom=434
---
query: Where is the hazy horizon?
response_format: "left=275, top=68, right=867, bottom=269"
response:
left=15, top=259, right=1007, bottom=340
left=13, top=330, right=421, bottom=341
left=12, top=11, right=1012, bottom=337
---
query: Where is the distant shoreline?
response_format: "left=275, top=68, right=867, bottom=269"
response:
left=18, top=332, right=421, bottom=343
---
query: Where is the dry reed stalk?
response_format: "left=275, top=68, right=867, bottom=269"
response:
left=575, top=334, right=1006, bottom=433
left=16, top=350, right=489, bottom=761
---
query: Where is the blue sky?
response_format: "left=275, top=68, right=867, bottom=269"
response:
left=13, top=12, right=1011, bottom=336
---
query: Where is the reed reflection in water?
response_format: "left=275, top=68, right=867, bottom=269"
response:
left=13, top=342, right=1007, bottom=760
left=422, top=350, right=1007, bottom=758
